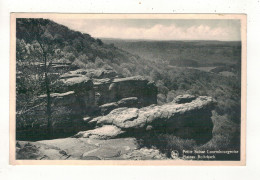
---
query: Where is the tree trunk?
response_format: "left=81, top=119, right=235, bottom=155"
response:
left=43, top=52, right=52, bottom=138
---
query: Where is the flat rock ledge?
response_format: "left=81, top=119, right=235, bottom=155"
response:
left=16, top=137, right=167, bottom=160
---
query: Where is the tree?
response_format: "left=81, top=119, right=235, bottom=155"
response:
left=95, top=56, right=104, bottom=68
left=96, top=38, right=103, bottom=46
left=17, top=18, right=59, bottom=138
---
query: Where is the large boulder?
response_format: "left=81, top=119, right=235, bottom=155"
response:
left=59, top=76, right=94, bottom=93
left=94, top=76, right=157, bottom=106
left=56, top=75, right=97, bottom=115
left=78, top=96, right=216, bottom=143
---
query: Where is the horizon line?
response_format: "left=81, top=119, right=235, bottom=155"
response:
left=99, top=37, right=241, bottom=42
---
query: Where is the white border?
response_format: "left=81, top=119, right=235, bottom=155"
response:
left=1, top=0, right=260, bottom=180
left=9, top=13, right=247, bottom=166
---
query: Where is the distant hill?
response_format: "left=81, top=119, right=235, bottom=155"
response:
left=102, top=38, right=241, bottom=67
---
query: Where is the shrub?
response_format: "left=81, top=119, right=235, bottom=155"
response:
left=166, top=90, right=175, bottom=103
left=157, top=93, right=166, bottom=105
left=137, top=132, right=197, bottom=158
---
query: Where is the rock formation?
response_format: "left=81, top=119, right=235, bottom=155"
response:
left=76, top=96, right=216, bottom=143
left=16, top=67, right=217, bottom=160
left=16, top=95, right=216, bottom=160
left=16, top=68, right=158, bottom=140
left=59, top=69, right=157, bottom=108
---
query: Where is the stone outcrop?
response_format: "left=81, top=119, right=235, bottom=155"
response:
left=16, top=137, right=167, bottom=160
left=57, top=69, right=157, bottom=114
left=94, top=75, right=157, bottom=107
left=16, top=68, right=157, bottom=141
left=58, top=69, right=157, bottom=115
left=58, top=69, right=157, bottom=108
left=76, top=96, right=216, bottom=143
left=57, top=74, right=97, bottom=115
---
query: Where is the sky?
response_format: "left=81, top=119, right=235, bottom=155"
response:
left=50, top=18, right=241, bottom=41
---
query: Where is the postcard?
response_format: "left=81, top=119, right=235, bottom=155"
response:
left=10, top=13, right=246, bottom=165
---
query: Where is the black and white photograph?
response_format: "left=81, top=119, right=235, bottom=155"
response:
left=10, top=14, right=246, bottom=165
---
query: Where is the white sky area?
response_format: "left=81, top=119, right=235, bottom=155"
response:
left=50, top=18, right=241, bottom=41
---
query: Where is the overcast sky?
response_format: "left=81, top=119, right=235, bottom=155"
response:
left=50, top=18, right=241, bottom=41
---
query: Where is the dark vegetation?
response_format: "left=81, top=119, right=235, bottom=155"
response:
left=16, top=19, right=241, bottom=160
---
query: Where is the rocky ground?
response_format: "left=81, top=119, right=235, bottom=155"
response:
left=16, top=137, right=167, bottom=160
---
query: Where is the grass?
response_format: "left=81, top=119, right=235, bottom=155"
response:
left=137, top=111, right=240, bottom=160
